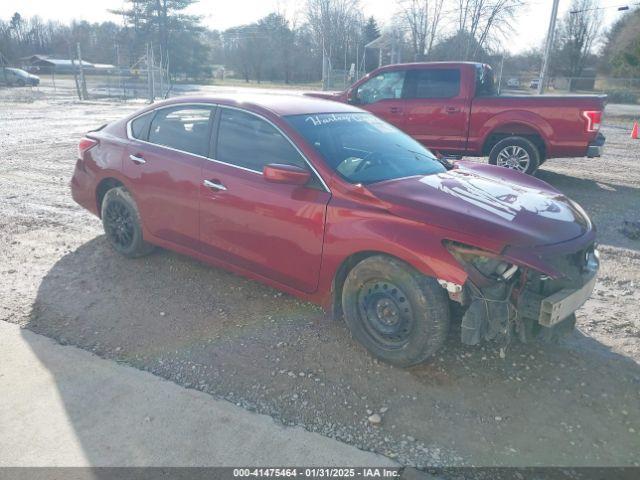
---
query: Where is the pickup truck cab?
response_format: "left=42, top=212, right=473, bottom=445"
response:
left=307, top=62, right=605, bottom=174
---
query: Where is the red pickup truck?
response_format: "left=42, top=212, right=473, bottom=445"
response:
left=307, top=62, right=606, bottom=174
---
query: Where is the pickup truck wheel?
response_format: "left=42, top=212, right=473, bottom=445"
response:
left=101, top=187, right=154, bottom=258
left=341, top=255, right=449, bottom=367
left=489, top=136, right=540, bottom=174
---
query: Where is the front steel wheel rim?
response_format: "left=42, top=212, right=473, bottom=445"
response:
left=104, top=200, right=135, bottom=249
left=357, top=279, right=414, bottom=349
left=496, top=145, right=530, bottom=171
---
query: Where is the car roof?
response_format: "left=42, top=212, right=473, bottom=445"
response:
left=155, top=93, right=363, bottom=117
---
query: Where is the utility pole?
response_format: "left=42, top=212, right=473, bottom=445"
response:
left=322, top=36, right=330, bottom=91
left=146, top=43, right=154, bottom=103
left=77, top=42, right=88, bottom=100
left=69, top=45, right=82, bottom=100
left=497, top=54, right=505, bottom=95
left=537, top=0, right=560, bottom=95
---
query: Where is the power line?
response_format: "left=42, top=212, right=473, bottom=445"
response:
left=570, top=2, right=640, bottom=14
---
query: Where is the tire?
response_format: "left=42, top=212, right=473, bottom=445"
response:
left=101, top=187, right=154, bottom=258
left=341, top=255, right=450, bottom=367
left=488, top=136, right=541, bottom=175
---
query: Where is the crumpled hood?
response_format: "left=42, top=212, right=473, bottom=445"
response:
left=366, top=163, right=591, bottom=248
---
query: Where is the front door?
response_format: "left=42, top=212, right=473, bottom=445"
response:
left=199, top=107, right=330, bottom=293
left=354, top=69, right=407, bottom=129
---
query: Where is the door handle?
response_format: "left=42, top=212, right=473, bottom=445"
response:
left=203, top=179, right=227, bottom=191
left=129, top=154, right=146, bottom=165
left=446, top=106, right=461, bottom=114
left=390, top=106, right=402, bottom=114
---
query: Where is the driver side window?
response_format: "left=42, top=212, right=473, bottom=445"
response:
left=356, top=71, right=406, bottom=105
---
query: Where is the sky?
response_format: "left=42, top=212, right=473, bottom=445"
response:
left=0, top=0, right=628, bottom=54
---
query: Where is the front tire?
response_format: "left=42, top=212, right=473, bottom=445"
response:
left=341, top=255, right=450, bottom=367
left=101, top=187, right=154, bottom=258
left=489, top=136, right=541, bottom=175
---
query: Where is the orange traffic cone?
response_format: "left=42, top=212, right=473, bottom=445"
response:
left=632, top=121, right=639, bottom=140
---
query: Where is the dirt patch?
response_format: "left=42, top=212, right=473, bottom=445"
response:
left=1, top=95, right=639, bottom=467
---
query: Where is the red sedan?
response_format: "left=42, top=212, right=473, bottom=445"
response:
left=71, top=94, right=599, bottom=366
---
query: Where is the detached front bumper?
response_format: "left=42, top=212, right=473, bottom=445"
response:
left=586, top=132, right=605, bottom=158
left=518, top=245, right=600, bottom=331
left=538, top=272, right=597, bottom=326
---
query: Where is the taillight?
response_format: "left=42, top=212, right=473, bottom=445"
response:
left=582, top=110, right=602, bottom=133
left=77, top=137, right=98, bottom=159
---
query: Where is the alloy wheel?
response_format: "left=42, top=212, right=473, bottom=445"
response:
left=104, top=200, right=135, bottom=249
left=496, top=145, right=530, bottom=171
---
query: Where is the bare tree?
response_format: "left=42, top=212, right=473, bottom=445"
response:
left=455, top=0, right=522, bottom=60
left=397, top=0, right=445, bottom=60
left=553, top=0, right=603, bottom=78
left=306, top=0, right=361, bottom=69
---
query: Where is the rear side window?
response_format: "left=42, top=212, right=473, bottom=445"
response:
left=405, top=69, right=461, bottom=99
left=216, top=108, right=306, bottom=171
left=130, top=112, right=153, bottom=140
left=147, top=106, right=214, bottom=156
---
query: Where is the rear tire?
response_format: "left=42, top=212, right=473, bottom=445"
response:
left=341, top=255, right=450, bottom=367
left=101, top=187, right=154, bottom=258
left=489, top=136, right=541, bottom=175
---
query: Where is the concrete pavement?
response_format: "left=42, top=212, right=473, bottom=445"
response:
left=0, top=321, right=396, bottom=467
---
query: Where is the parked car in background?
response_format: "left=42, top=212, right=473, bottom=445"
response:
left=307, top=62, right=605, bottom=175
left=529, top=78, right=540, bottom=89
left=0, top=67, right=40, bottom=87
left=506, top=78, right=520, bottom=88
left=71, top=94, right=599, bottom=366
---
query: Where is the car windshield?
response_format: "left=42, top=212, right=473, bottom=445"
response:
left=285, top=112, right=445, bottom=184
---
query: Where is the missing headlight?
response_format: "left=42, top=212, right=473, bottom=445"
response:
left=444, top=241, right=518, bottom=282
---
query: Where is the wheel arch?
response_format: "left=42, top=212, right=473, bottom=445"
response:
left=95, top=177, right=126, bottom=218
left=482, top=122, right=547, bottom=158
left=329, top=250, right=442, bottom=321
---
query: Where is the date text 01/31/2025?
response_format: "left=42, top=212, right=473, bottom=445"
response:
left=232, top=468, right=401, bottom=478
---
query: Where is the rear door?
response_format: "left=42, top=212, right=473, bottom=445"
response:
left=354, top=69, right=407, bottom=129
left=198, top=107, right=330, bottom=293
left=124, top=104, right=215, bottom=249
left=401, top=67, right=470, bottom=153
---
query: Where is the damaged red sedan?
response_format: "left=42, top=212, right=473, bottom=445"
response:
left=71, top=94, right=599, bottom=366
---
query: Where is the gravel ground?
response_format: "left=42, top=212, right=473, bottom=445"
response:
left=1, top=87, right=639, bottom=468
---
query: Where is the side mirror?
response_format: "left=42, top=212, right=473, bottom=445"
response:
left=347, top=90, right=361, bottom=105
left=263, top=163, right=311, bottom=186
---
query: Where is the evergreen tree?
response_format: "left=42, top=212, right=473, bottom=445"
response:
left=109, top=0, right=203, bottom=76
left=362, top=16, right=380, bottom=71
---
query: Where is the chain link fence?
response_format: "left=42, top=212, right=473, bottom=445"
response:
left=497, top=72, right=640, bottom=103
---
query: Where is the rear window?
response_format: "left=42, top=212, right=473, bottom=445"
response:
left=404, top=69, right=460, bottom=99
left=475, top=66, right=496, bottom=96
